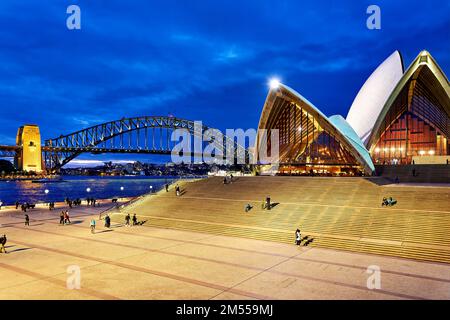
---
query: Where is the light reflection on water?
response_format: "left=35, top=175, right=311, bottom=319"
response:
left=0, top=176, right=192, bottom=205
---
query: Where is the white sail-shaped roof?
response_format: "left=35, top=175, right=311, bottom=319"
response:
left=346, top=51, right=404, bottom=145
left=256, top=84, right=376, bottom=174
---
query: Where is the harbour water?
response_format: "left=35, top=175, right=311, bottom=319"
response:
left=0, top=176, right=199, bottom=205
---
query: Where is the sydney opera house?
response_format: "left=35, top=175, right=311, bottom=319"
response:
left=256, top=50, right=450, bottom=176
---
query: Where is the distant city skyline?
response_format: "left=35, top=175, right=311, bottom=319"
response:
left=0, top=0, right=449, bottom=165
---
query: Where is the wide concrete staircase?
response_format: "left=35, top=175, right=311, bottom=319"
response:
left=113, top=176, right=450, bottom=264
left=376, top=164, right=450, bottom=183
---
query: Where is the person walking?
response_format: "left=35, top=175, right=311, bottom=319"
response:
left=265, top=196, right=271, bottom=210
left=25, top=214, right=30, bottom=226
left=59, top=211, right=65, bottom=225
left=295, top=229, right=301, bottom=246
left=104, top=215, right=111, bottom=228
left=125, top=213, right=131, bottom=227
left=64, top=210, right=71, bottom=224
left=165, top=184, right=169, bottom=192
left=90, top=219, right=96, bottom=234
left=0, top=234, right=7, bottom=253
left=15, top=201, right=19, bottom=210
left=132, top=213, right=138, bottom=226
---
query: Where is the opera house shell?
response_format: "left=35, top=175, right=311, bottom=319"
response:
left=346, top=51, right=404, bottom=145
left=255, top=83, right=375, bottom=175
left=256, top=50, right=449, bottom=176
left=365, top=51, right=449, bottom=165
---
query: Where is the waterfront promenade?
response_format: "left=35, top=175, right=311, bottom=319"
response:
left=0, top=192, right=449, bottom=300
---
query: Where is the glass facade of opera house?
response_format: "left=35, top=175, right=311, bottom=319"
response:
left=256, top=51, right=450, bottom=176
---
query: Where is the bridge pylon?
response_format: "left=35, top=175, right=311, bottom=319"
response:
left=15, top=124, right=44, bottom=173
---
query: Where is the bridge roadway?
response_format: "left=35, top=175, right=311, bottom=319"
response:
left=0, top=144, right=221, bottom=157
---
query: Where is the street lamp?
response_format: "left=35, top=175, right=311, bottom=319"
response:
left=86, top=187, right=91, bottom=193
left=120, top=186, right=124, bottom=191
left=44, top=189, right=49, bottom=194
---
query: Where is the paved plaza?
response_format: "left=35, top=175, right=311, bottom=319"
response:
left=0, top=200, right=449, bottom=300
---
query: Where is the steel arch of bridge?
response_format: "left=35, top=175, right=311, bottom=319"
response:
left=0, top=146, right=18, bottom=158
left=0, top=150, right=16, bottom=158
left=43, top=116, right=249, bottom=170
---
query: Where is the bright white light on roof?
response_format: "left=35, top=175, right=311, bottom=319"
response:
left=269, top=78, right=281, bottom=89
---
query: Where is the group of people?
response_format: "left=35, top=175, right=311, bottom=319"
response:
left=223, top=174, right=234, bottom=185
left=48, top=202, right=56, bottom=210
left=243, top=196, right=273, bottom=213
left=65, top=198, right=84, bottom=208
left=124, top=213, right=139, bottom=226
left=15, top=202, right=35, bottom=212
left=89, top=212, right=143, bottom=234
left=86, top=198, right=97, bottom=206
left=381, top=197, right=397, bottom=207
left=59, top=210, right=71, bottom=225
left=90, top=214, right=111, bottom=234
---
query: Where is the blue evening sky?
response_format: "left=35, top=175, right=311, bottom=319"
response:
left=0, top=0, right=448, bottom=164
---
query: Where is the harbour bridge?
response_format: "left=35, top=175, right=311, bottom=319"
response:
left=0, top=116, right=250, bottom=172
